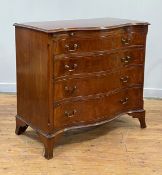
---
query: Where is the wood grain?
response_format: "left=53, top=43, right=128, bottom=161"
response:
left=14, top=17, right=149, bottom=33
left=15, top=27, right=54, bottom=134
left=0, top=94, right=162, bottom=174
left=54, top=66, right=144, bottom=101
left=53, top=29, right=146, bottom=55
left=54, top=87, right=143, bottom=129
left=54, top=47, right=145, bottom=78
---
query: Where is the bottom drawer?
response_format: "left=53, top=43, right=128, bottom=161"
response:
left=54, top=87, right=143, bottom=129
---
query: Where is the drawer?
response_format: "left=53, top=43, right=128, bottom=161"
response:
left=53, top=30, right=146, bottom=55
left=54, top=48, right=145, bottom=78
left=54, top=66, right=144, bottom=101
left=52, top=26, right=148, bottom=39
left=53, top=87, right=143, bottom=129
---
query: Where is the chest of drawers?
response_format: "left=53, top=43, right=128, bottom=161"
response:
left=14, top=18, right=149, bottom=159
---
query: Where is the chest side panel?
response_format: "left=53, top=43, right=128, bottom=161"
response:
left=16, top=27, right=53, bottom=133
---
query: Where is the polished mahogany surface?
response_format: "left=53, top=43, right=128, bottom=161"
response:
left=15, top=18, right=149, bottom=159
left=14, top=17, right=149, bottom=33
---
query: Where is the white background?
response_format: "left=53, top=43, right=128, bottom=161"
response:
left=0, top=0, right=162, bottom=98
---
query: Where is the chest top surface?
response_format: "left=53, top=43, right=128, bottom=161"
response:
left=14, top=17, right=149, bottom=33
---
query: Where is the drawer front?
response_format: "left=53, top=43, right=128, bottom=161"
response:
left=53, top=31, right=146, bottom=55
left=54, top=35, right=112, bottom=55
left=54, top=48, right=145, bottom=78
left=54, top=87, right=143, bottom=129
left=54, top=66, right=144, bottom=101
left=113, top=32, right=146, bottom=48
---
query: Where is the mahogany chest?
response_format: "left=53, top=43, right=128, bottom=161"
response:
left=14, top=18, right=149, bottom=159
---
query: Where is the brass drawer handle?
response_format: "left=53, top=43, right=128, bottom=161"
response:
left=121, top=38, right=131, bottom=45
left=65, top=43, right=78, bottom=52
left=65, top=109, right=77, bottom=118
left=120, top=76, right=129, bottom=83
left=69, top=32, right=75, bottom=36
left=120, top=97, right=129, bottom=105
left=64, top=85, right=77, bottom=94
left=64, top=63, right=78, bottom=72
left=121, top=56, right=131, bottom=64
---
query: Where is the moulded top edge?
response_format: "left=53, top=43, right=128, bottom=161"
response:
left=14, top=17, right=150, bottom=33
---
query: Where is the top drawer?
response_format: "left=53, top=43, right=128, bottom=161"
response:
left=53, top=27, right=147, bottom=55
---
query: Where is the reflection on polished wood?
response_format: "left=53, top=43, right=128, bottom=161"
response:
left=0, top=94, right=162, bottom=174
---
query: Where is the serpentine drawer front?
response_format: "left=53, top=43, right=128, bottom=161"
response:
left=14, top=18, right=149, bottom=159
left=54, top=48, right=145, bottom=78
left=53, top=27, right=146, bottom=55
left=54, top=66, right=144, bottom=101
left=54, top=87, right=143, bottom=129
